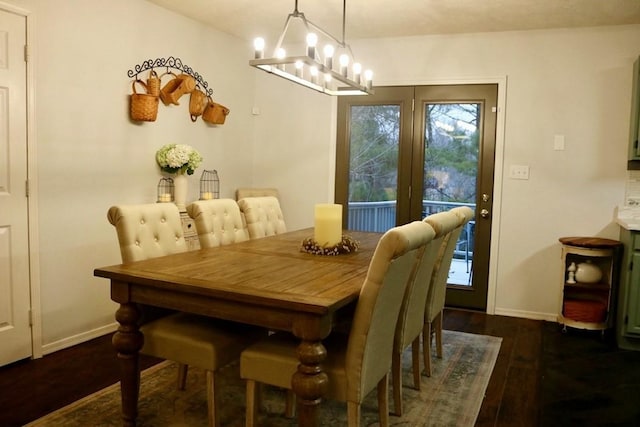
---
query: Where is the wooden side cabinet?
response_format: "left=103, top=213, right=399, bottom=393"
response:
left=558, top=237, right=622, bottom=333
left=617, top=228, right=640, bottom=350
left=180, top=211, right=200, bottom=250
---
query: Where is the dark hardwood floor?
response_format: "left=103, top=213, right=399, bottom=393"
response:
left=1, top=309, right=638, bottom=426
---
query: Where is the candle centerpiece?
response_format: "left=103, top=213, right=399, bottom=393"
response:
left=301, top=203, right=359, bottom=256
left=314, top=204, right=342, bottom=247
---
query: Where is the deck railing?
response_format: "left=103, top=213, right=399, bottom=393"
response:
left=347, top=200, right=475, bottom=263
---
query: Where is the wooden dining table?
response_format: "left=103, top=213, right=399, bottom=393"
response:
left=94, top=228, right=382, bottom=427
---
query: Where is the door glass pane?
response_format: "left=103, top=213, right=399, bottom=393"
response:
left=347, top=105, right=400, bottom=232
left=423, top=103, right=478, bottom=286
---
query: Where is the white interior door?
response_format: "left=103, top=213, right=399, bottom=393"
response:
left=0, top=8, right=32, bottom=366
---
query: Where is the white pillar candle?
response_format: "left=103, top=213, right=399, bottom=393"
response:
left=314, top=204, right=342, bottom=247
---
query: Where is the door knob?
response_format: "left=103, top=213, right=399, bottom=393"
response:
left=480, top=208, right=489, bottom=218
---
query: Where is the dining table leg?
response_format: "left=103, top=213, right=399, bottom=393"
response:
left=291, top=316, right=331, bottom=427
left=111, top=302, right=142, bottom=427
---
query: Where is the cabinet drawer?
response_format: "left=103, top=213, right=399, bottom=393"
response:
left=180, top=213, right=197, bottom=237
left=185, top=235, right=200, bottom=251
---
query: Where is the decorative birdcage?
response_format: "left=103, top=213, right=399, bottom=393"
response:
left=199, top=169, right=220, bottom=200
left=157, top=177, right=174, bottom=203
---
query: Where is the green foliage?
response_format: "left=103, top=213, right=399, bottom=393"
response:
left=347, top=102, right=479, bottom=204
left=349, top=105, right=399, bottom=202
left=423, top=104, right=478, bottom=203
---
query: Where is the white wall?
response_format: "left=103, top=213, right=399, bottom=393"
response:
left=6, top=0, right=640, bottom=354
left=8, top=0, right=256, bottom=351
left=254, top=25, right=640, bottom=320
left=252, top=73, right=336, bottom=230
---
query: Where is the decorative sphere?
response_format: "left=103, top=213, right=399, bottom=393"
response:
left=575, top=261, right=602, bottom=283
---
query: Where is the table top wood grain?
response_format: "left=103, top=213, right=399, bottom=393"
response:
left=95, top=228, right=381, bottom=321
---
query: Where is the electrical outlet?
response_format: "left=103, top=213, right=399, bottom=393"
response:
left=509, top=164, right=530, bottom=180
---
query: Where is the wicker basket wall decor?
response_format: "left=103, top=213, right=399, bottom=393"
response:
left=146, top=70, right=160, bottom=97
left=202, top=98, right=230, bottom=125
left=127, top=56, right=229, bottom=125
left=130, top=80, right=158, bottom=122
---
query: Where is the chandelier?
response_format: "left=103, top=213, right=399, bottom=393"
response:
left=249, top=0, right=374, bottom=96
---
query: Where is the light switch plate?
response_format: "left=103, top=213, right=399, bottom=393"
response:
left=509, top=164, right=530, bottom=180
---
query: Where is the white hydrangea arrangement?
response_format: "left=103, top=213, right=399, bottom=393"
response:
left=156, top=144, right=203, bottom=175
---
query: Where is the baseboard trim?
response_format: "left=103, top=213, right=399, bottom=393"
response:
left=494, top=307, right=558, bottom=322
left=42, top=323, right=118, bottom=356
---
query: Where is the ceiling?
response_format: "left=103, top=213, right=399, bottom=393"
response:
left=147, top=0, right=640, bottom=43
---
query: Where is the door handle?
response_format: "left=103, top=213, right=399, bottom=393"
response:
left=480, top=209, right=489, bottom=218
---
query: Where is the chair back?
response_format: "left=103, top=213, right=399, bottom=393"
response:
left=107, top=203, right=187, bottom=263
left=237, top=196, right=287, bottom=239
left=345, top=221, right=435, bottom=402
left=423, top=208, right=473, bottom=322
left=235, top=187, right=280, bottom=201
left=186, top=199, right=250, bottom=248
left=450, top=206, right=475, bottom=230
left=394, top=217, right=447, bottom=351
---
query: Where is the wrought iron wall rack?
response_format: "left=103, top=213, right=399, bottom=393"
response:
left=127, top=56, right=214, bottom=97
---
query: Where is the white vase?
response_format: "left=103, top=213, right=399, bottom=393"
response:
left=575, top=260, right=602, bottom=284
left=173, top=173, right=188, bottom=211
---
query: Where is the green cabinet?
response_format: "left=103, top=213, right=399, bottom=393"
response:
left=629, top=57, right=640, bottom=165
left=617, top=228, right=640, bottom=349
left=627, top=251, right=640, bottom=335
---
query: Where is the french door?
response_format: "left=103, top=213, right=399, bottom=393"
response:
left=336, top=84, right=497, bottom=310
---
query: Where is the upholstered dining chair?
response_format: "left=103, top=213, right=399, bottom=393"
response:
left=235, top=187, right=280, bottom=201
left=237, top=196, right=287, bottom=239
left=107, top=203, right=265, bottom=427
left=422, top=206, right=475, bottom=377
left=186, top=198, right=249, bottom=248
left=240, top=220, right=435, bottom=427
left=391, top=214, right=455, bottom=416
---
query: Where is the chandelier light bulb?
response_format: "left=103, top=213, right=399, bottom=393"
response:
left=295, top=60, right=304, bottom=78
left=324, top=73, right=332, bottom=89
left=323, top=44, right=335, bottom=69
left=275, top=48, right=286, bottom=70
left=339, top=54, right=350, bottom=77
left=253, top=37, right=265, bottom=59
left=353, top=62, right=362, bottom=84
left=310, top=65, right=319, bottom=84
left=364, top=69, right=373, bottom=89
left=306, top=33, right=318, bottom=59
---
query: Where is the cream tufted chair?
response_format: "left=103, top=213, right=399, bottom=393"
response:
left=107, top=203, right=265, bottom=427
left=240, top=221, right=435, bottom=427
left=108, top=203, right=188, bottom=262
left=186, top=199, right=249, bottom=248
left=237, top=196, right=287, bottom=239
left=391, top=218, right=446, bottom=416
left=422, top=206, right=475, bottom=377
left=235, top=187, right=280, bottom=201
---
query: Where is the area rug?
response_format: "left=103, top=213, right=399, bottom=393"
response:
left=26, top=330, right=501, bottom=427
